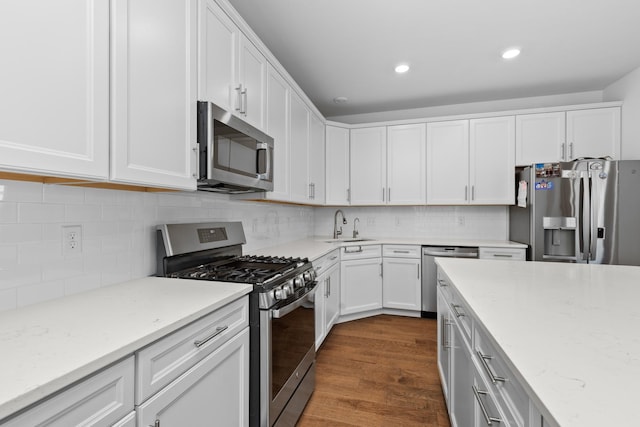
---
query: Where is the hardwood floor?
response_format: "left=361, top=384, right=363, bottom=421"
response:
left=298, top=315, right=451, bottom=427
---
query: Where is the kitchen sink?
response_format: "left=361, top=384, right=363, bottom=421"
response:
left=323, top=238, right=374, bottom=243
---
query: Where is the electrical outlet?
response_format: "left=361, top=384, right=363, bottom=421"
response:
left=63, top=225, right=82, bottom=256
left=457, top=216, right=465, bottom=226
left=367, top=217, right=376, bottom=226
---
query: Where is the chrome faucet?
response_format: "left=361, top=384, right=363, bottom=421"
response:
left=333, top=209, right=347, bottom=239
left=353, top=217, right=360, bottom=238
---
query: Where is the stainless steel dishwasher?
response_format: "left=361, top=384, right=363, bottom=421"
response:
left=421, top=246, right=479, bottom=317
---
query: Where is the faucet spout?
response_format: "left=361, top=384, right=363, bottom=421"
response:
left=353, top=217, right=360, bottom=238
left=333, top=209, right=347, bottom=239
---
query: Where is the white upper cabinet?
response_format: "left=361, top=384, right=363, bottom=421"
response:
left=308, top=113, right=326, bottom=204
left=515, top=106, right=621, bottom=165
left=0, top=0, right=109, bottom=179
left=566, top=107, right=620, bottom=160
left=111, top=0, right=198, bottom=190
left=350, top=127, right=387, bottom=205
left=265, top=64, right=290, bottom=201
left=427, top=117, right=514, bottom=205
left=199, top=0, right=266, bottom=131
left=469, top=116, right=515, bottom=205
left=289, top=91, right=310, bottom=203
left=515, top=112, right=566, bottom=166
left=427, top=120, right=470, bottom=204
left=387, top=123, right=426, bottom=205
left=325, top=126, right=350, bottom=205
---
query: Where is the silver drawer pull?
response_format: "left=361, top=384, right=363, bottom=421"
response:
left=472, top=385, right=502, bottom=425
left=437, top=279, right=448, bottom=287
left=492, top=254, right=513, bottom=258
left=194, top=325, right=228, bottom=348
left=329, top=255, right=338, bottom=260
left=477, top=350, right=506, bottom=383
left=393, top=250, right=410, bottom=254
left=344, top=246, right=363, bottom=253
left=451, top=304, right=465, bottom=318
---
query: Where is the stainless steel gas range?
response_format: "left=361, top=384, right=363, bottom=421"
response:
left=156, top=222, right=316, bottom=427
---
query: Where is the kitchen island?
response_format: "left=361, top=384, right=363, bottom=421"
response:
left=435, top=258, right=640, bottom=427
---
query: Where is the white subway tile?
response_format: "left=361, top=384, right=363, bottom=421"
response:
left=0, top=202, right=17, bottom=223
left=65, top=204, right=102, bottom=222
left=18, top=241, right=63, bottom=264
left=42, top=258, right=83, bottom=281
left=84, top=187, right=118, bottom=205
left=0, top=180, right=42, bottom=202
left=64, top=273, right=102, bottom=296
left=102, top=205, right=134, bottom=221
left=18, top=202, right=65, bottom=223
left=17, top=280, right=65, bottom=307
left=43, top=184, right=84, bottom=204
left=0, top=223, right=42, bottom=243
left=0, top=245, right=18, bottom=264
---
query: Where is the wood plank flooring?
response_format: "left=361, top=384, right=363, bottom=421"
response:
left=297, top=315, right=451, bottom=427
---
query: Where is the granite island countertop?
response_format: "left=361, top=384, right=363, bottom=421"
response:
left=0, top=277, right=252, bottom=422
left=435, top=258, right=640, bottom=427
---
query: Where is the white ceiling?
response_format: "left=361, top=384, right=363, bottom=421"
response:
left=227, top=0, right=640, bottom=119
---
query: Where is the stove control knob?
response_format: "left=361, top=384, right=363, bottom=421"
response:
left=284, top=282, right=294, bottom=294
left=293, top=276, right=304, bottom=288
left=274, top=287, right=288, bottom=300
left=303, top=270, right=314, bottom=282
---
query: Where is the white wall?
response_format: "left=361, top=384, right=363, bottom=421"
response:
left=604, top=65, right=640, bottom=159
left=327, top=91, right=604, bottom=124
left=0, top=179, right=314, bottom=312
left=314, top=206, right=508, bottom=241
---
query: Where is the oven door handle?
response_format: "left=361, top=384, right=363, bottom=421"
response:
left=271, top=283, right=318, bottom=319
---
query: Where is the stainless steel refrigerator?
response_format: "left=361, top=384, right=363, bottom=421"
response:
left=509, top=159, right=640, bottom=265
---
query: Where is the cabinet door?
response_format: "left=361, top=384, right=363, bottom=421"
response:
left=0, top=0, right=109, bottom=179
left=451, top=318, right=474, bottom=427
left=238, top=35, right=266, bottom=131
left=111, top=0, right=197, bottom=190
left=325, top=262, right=341, bottom=334
left=350, top=127, right=387, bottom=205
left=382, top=257, right=421, bottom=311
left=515, top=112, right=565, bottom=166
left=314, top=277, right=327, bottom=350
left=437, top=289, right=452, bottom=405
left=566, top=107, right=620, bottom=160
left=325, top=126, right=350, bottom=205
left=340, top=258, right=383, bottom=315
left=138, top=328, right=249, bottom=427
left=427, top=120, right=469, bottom=204
left=289, top=91, right=310, bottom=203
left=387, top=123, right=426, bottom=204
left=265, top=64, right=290, bottom=201
left=469, top=116, right=515, bottom=205
left=199, top=0, right=238, bottom=112
left=308, top=113, right=326, bottom=204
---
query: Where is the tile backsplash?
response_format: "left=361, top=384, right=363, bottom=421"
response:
left=0, top=179, right=508, bottom=312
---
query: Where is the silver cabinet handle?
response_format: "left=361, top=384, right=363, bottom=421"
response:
left=382, top=187, right=385, bottom=202
left=234, top=84, right=243, bottom=112
left=151, top=419, right=160, bottom=427
left=569, top=142, right=574, bottom=159
left=241, top=87, right=248, bottom=115
left=344, top=246, right=363, bottom=253
left=492, top=253, right=513, bottom=258
left=473, top=386, right=502, bottom=425
left=329, top=255, right=338, bottom=261
left=472, top=185, right=475, bottom=201
left=309, top=183, right=313, bottom=199
left=380, top=263, right=383, bottom=277
left=451, top=304, right=465, bottom=318
left=437, top=278, right=448, bottom=287
left=393, top=250, right=410, bottom=254
left=561, top=143, right=566, bottom=160
left=194, top=325, right=228, bottom=347
left=477, top=350, right=506, bottom=383
left=387, top=187, right=390, bottom=202
left=442, top=318, right=452, bottom=349
left=347, top=188, right=350, bottom=202
left=417, top=264, right=420, bottom=279
left=465, top=185, right=468, bottom=201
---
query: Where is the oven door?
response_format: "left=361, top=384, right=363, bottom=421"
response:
left=261, top=285, right=316, bottom=426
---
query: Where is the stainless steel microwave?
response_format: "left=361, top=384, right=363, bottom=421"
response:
left=197, top=101, right=274, bottom=193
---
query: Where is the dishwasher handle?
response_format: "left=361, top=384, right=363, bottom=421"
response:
left=422, top=247, right=479, bottom=258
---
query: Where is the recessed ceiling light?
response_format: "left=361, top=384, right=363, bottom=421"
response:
left=333, top=96, right=348, bottom=104
left=395, top=64, right=410, bottom=74
left=502, top=48, right=521, bottom=59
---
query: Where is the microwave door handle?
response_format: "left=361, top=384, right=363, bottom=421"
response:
left=256, top=142, right=271, bottom=180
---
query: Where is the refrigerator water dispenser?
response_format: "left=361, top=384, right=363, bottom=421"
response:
left=543, top=217, right=577, bottom=258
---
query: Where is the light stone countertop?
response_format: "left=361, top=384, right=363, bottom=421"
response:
left=0, top=277, right=252, bottom=422
left=435, top=258, right=640, bottom=427
left=251, top=237, right=526, bottom=261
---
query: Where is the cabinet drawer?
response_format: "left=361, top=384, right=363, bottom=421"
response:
left=474, top=325, right=529, bottom=426
left=136, top=297, right=249, bottom=404
left=383, top=245, right=421, bottom=258
left=479, top=247, right=526, bottom=261
left=437, top=270, right=471, bottom=346
left=340, top=244, right=381, bottom=260
left=313, top=249, right=340, bottom=276
left=3, top=357, right=134, bottom=427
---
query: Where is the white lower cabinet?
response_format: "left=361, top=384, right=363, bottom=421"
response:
left=2, top=357, right=134, bottom=427
left=382, top=245, right=421, bottom=312
left=340, top=245, right=382, bottom=316
left=113, top=411, right=136, bottom=427
left=314, top=250, right=340, bottom=349
left=137, top=327, right=249, bottom=427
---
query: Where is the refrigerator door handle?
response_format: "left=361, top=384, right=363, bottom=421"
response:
left=579, top=175, right=591, bottom=261
left=588, top=176, right=598, bottom=261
